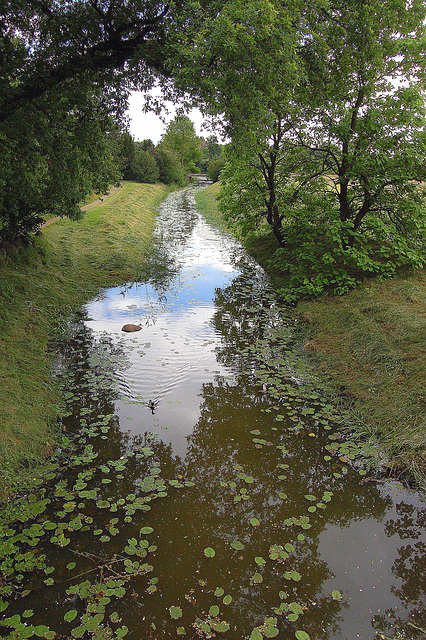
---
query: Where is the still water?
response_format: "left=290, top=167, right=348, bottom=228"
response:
left=1, top=186, right=425, bottom=640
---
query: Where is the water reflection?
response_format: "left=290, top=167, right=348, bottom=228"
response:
left=75, top=187, right=426, bottom=639
left=3, top=186, right=426, bottom=640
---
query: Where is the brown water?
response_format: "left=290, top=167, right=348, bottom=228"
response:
left=1, top=186, right=425, bottom=640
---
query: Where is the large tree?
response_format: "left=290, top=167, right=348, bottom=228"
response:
left=217, top=0, right=426, bottom=299
left=0, top=0, right=203, bottom=244
left=159, top=111, right=202, bottom=173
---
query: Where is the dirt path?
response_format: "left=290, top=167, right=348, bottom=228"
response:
left=41, top=185, right=122, bottom=227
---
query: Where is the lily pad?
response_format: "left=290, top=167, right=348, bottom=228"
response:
left=231, top=541, right=245, bottom=551
left=169, top=606, right=183, bottom=619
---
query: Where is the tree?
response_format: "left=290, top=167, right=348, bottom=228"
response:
left=129, top=145, right=159, bottom=183
left=0, top=82, right=122, bottom=244
left=154, top=149, right=186, bottom=186
left=0, top=0, right=209, bottom=243
left=159, top=111, right=202, bottom=174
left=217, top=0, right=426, bottom=299
left=207, top=155, right=226, bottom=183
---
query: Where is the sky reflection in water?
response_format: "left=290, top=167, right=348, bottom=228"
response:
left=80, top=186, right=426, bottom=639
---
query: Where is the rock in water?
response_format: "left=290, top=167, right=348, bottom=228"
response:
left=122, top=324, right=142, bottom=333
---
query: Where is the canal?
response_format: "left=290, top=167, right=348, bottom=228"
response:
left=1, top=186, right=425, bottom=640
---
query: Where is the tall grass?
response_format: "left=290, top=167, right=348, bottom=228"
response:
left=0, top=182, right=167, bottom=499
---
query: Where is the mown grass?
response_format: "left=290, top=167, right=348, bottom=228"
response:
left=197, top=183, right=426, bottom=489
left=195, top=182, right=230, bottom=232
left=0, top=181, right=167, bottom=500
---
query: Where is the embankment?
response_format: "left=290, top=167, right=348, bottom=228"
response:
left=195, top=183, right=426, bottom=490
left=0, top=182, right=167, bottom=499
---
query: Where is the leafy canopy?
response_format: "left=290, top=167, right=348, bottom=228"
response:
left=216, top=0, right=426, bottom=300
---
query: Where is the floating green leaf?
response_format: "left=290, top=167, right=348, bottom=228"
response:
left=230, top=540, right=244, bottom=551
left=250, top=518, right=260, bottom=527
left=209, top=605, right=219, bottom=617
left=169, top=606, right=183, bottom=619
left=295, top=631, right=311, bottom=640
left=140, top=527, right=154, bottom=535
left=64, top=610, right=78, bottom=622
left=332, top=590, right=342, bottom=601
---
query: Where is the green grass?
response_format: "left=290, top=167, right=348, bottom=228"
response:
left=0, top=181, right=167, bottom=499
left=195, top=182, right=230, bottom=232
left=298, top=273, right=426, bottom=487
left=196, top=182, right=426, bottom=489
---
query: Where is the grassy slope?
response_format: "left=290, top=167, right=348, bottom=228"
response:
left=196, top=183, right=426, bottom=488
left=0, top=182, right=167, bottom=499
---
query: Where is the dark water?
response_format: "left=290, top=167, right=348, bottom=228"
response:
left=1, top=187, right=425, bottom=640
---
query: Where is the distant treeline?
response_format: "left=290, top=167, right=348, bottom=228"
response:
left=114, top=113, right=226, bottom=187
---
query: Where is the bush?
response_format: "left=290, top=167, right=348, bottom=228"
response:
left=129, top=149, right=159, bottom=183
left=154, top=149, right=185, bottom=185
left=207, top=155, right=226, bottom=182
left=269, top=211, right=425, bottom=303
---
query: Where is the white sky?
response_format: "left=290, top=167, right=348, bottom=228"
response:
left=126, top=91, right=207, bottom=144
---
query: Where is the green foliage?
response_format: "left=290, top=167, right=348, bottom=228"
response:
left=0, top=84, right=121, bottom=244
left=154, top=149, right=186, bottom=186
left=159, top=110, right=202, bottom=174
left=129, top=148, right=160, bottom=184
left=207, top=155, right=226, bottom=183
left=268, top=210, right=426, bottom=302
left=215, top=0, right=426, bottom=299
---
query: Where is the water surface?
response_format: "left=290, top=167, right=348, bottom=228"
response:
left=1, top=186, right=425, bottom=640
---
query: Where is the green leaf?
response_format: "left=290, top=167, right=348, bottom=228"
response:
left=295, top=632, right=311, bottom=640
left=169, top=606, right=183, bottom=619
left=64, top=610, right=78, bottom=622
left=140, top=526, right=154, bottom=535
left=223, top=595, right=232, bottom=605
left=250, top=518, right=260, bottom=527
left=204, top=547, right=216, bottom=558
left=231, top=540, right=244, bottom=551
left=332, top=590, right=342, bottom=601
left=209, top=605, right=219, bottom=617
left=250, top=630, right=263, bottom=640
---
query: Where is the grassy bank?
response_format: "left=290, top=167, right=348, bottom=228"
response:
left=196, top=183, right=426, bottom=489
left=0, top=181, right=167, bottom=500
